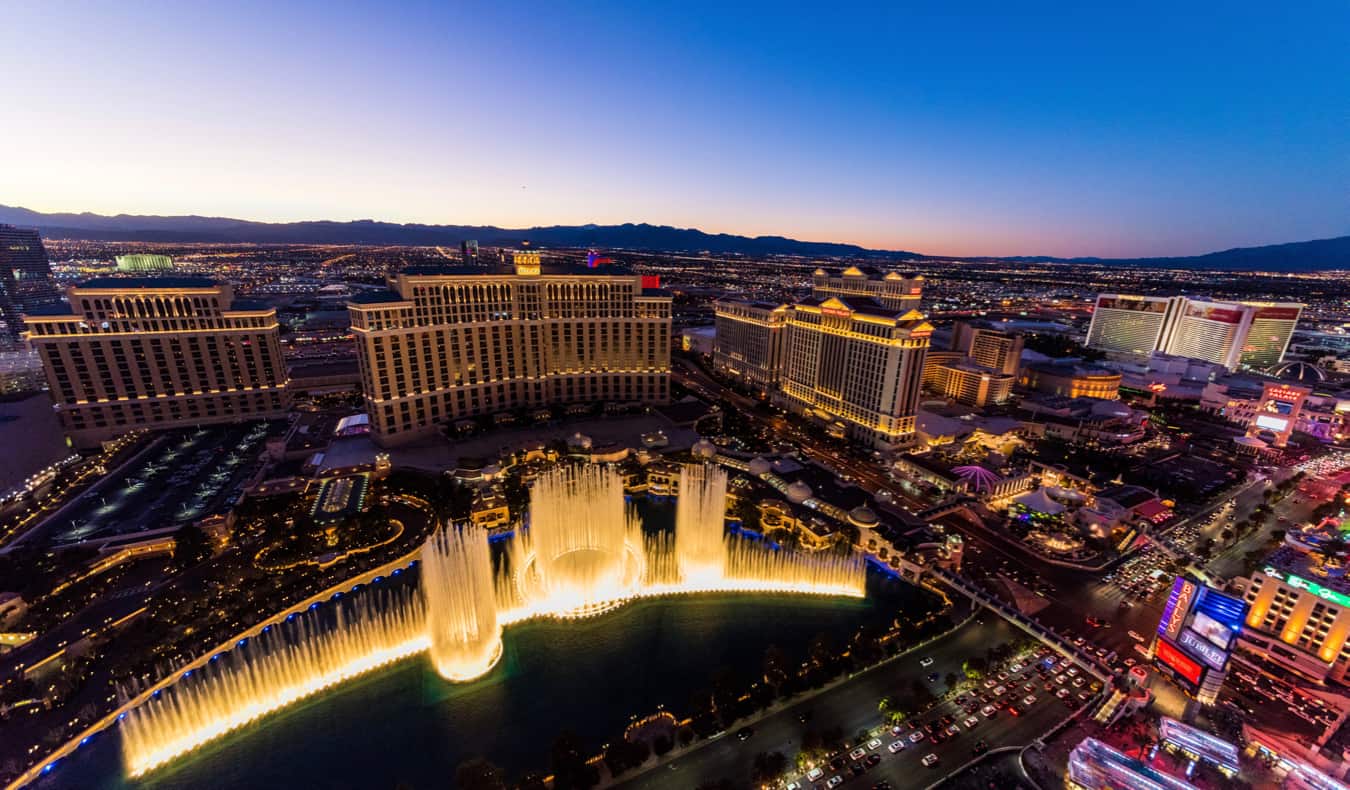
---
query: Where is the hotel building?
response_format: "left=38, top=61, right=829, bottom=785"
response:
left=348, top=255, right=672, bottom=446
left=925, top=360, right=1013, bottom=407
left=24, top=277, right=288, bottom=448
left=1235, top=544, right=1350, bottom=685
left=0, top=225, right=62, bottom=342
left=779, top=296, right=931, bottom=449
left=811, top=266, right=924, bottom=312
left=1086, top=294, right=1303, bottom=370
left=1085, top=294, right=1176, bottom=356
left=712, top=300, right=789, bottom=391
left=953, top=321, right=1024, bottom=376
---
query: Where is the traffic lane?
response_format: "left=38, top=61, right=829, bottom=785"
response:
left=618, top=618, right=1023, bottom=790
left=866, top=691, right=1079, bottom=788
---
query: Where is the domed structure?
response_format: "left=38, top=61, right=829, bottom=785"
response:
left=1271, top=361, right=1327, bottom=384
left=568, top=432, right=593, bottom=450
left=691, top=439, right=717, bottom=459
left=786, top=480, right=813, bottom=504
left=874, top=489, right=895, bottom=505
left=748, top=457, right=772, bottom=476
left=848, top=506, right=879, bottom=528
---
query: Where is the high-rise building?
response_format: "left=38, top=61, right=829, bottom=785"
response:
left=24, top=277, right=289, bottom=448
left=779, top=296, right=930, bottom=449
left=348, top=258, right=671, bottom=446
left=952, top=321, right=1024, bottom=376
left=0, top=225, right=61, bottom=341
left=1237, top=544, right=1350, bottom=685
left=1086, top=293, right=1303, bottom=370
left=811, top=266, right=924, bottom=312
left=115, top=254, right=175, bottom=273
left=712, top=300, right=789, bottom=392
left=460, top=240, right=479, bottom=267
left=1085, top=294, right=1176, bottom=356
left=925, top=360, right=1014, bottom=407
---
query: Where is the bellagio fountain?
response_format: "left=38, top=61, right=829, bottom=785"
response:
left=119, top=462, right=866, bottom=778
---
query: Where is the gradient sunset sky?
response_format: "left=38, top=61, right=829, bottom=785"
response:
left=3, top=1, right=1346, bottom=257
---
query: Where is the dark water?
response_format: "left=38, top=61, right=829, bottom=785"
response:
left=37, top=503, right=937, bottom=790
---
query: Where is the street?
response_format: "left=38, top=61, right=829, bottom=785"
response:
left=618, top=617, right=1094, bottom=790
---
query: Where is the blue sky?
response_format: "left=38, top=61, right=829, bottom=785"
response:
left=2, top=1, right=1346, bottom=256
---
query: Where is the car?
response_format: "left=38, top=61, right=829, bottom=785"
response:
left=1023, top=682, right=1036, bottom=692
left=909, top=731, right=925, bottom=743
left=888, top=740, right=906, bottom=753
left=865, top=754, right=881, bottom=768
left=890, top=724, right=904, bottom=736
left=922, top=753, right=940, bottom=767
left=981, top=705, right=997, bottom=718
left=1056, top=688, right=1071, bottom=699
left=1023, top=694, right=1037, bottom=706
left=807, top=767, right=825, bottom=781
left=1010, top=662, right=1024, bottom=672
left=997, top=671, right=1009, bottom=681
left=736, top=727, right=754, bottom=741
left=1128, top=629, right=1144, bottom=642
left=946, top=724, right=961, bottom=736
left=1055, top=674, right=1067, bottom=684
left=1124, top=658, right=1138, bottom=667
left=849, top=747, right=866, bottom=761
left=926, top=672, right=940, bottom=683
left=964, top=715, right=979, bottom=728
left=827, top=777, right=844, bottom=789
left=972, top=739, right=989, bottom=755
left=1067, top=667, right=1080, bottom=677
left=993, top=685, right=1006, bottom=695
left=866, top=738, right=882, bottom=751
left=983, top=678, right=997, bottom=688
left=1009, top=705, right=1023, bottom=717
left=1073, top=677, right=1086, bottom=688
left=920, top=656, right=934, bottom=667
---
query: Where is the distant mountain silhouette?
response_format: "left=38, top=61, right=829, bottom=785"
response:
left=1, top=204, right=1346, bottom=271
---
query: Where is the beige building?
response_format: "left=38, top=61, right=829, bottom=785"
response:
left=712, top=300, right=789, bottom=391
left=1236, top=546, right=1350, bottom=685
left=811, top=266, right=924, bottom=312
left=348, top=257, right=672, bottom=445
left=24, top=277, right=288, bottom=448
left=960, top=324, right=1024, bottom=376
left=780, top=295, right=931, bottom=449
left=1019, top=362, right=1121, bottom=400
left=926, top=360, right=1014, bottom=407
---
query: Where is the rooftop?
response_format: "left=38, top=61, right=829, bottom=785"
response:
left=77, top=276, right=218, bottom=290
left=348, top=290, right=408, bottom=305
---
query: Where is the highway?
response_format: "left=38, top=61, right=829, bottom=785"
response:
left=618, top=617, right=1095, bottom=790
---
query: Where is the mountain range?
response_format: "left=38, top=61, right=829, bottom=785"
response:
left=2, top=204, right=1347, bottom=272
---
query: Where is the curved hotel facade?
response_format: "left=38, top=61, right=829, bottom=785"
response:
left=349, top=255, right=672, bottom=445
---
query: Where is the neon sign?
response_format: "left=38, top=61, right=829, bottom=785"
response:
left=1263, top=567, right=1350, bottom=609
left=1156, top=638, right=1203, bottom=686
left=1158, top=577, right=1196, bottom=640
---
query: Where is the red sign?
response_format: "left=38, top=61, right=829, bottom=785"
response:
left=640, top=275, right=661, bottom=289
left=1156, top=638, right=1203, bottom=686
left=1186, top=304, right=1243, bottom=324
left=1254, top=306, right=1301, bottom=320
left=821, top=306, right=852, bottom=318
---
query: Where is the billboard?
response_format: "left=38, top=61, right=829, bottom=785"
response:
left=1254, top=415, right=1290, bottom=433
left=1154, top=577, right=1249, bottom=686
left=1156, top=638, right=1203, bottom=687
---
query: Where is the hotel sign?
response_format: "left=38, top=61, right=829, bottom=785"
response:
left=821, top=306, right=853, bottom=318
left=1158, top=577, right=1197, bottom=641
left=1263, top=567, right=1350, bottom=609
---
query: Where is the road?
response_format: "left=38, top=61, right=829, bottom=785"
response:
left=618, top=618, right=1093, bottom=790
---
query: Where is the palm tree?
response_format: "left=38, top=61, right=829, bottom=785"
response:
left=1318, top=535, right=1348, bottom=567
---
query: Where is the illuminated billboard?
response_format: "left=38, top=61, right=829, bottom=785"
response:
left=1254, top=415, right=1290, bottom=433
left=1156, top=638, right=1203, bottom=687
left=1154, top=577, right=1249, bottom=686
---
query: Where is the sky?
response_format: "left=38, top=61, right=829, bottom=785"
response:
left=1, top=1, right=1347, bottom=258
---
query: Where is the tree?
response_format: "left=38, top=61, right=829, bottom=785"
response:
left=944, top=672, right=960, bottom=690
left=454, top=758, right=506, bottom=790
left=172, top=523, right=211, bottom=567
left=962, top=657, right=988, bottom=679
left=652, top=735, right=673, bottom=756
left=751, top=751, right=788, bottom=783
left=550, top=731, right=595, bottom=790
left=762, top=644, right=790, bottom=690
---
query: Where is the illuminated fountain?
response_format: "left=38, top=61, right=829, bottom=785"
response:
left=422, top=525, right=503, bottom=681
left=507, top=465, right=646, bottom=619
left=118, top=462, right=866, bottom=779
left=674, top=463, right=728, bottom=585
left=120, top=589, right=427, bottom=778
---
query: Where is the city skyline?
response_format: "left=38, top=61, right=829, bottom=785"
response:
left=3, top=1, right=1348, bottom=258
